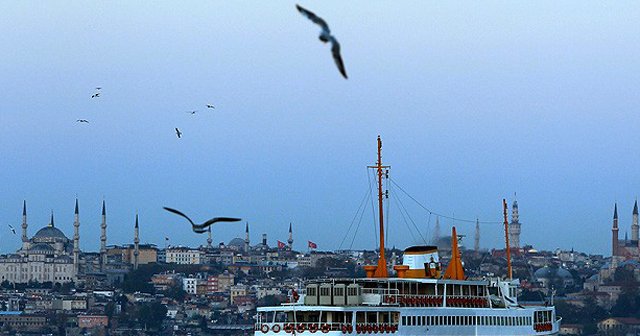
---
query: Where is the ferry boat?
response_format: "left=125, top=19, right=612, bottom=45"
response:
left=255, top=136, right=561, bottom=336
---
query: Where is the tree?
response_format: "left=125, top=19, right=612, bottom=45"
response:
left=137, top=302, right=167, bottom=330
left=258, top=295, right=285, bottom=307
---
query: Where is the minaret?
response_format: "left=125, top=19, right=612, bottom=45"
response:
left=613, top=203, right=619, bottom=257
left=207, top=226, right=213, bottom=249
left=133, top=214, right=140, bottom=270
left=287, top=223, right=293, bottom=250
left=509, top=199, right=522, bottom=249
left=100, top=200, right=107, bottom=271
left=432, top=216, right=441, bottom=245
left=49, top=210, right=55, bottom=227
left=21, top=201, right=29, bottom=252
left=474, top=218, right=480, bottom=253
left=244, top=222, right=250, bottom=253
left=73, top=199, right=80, bottom=277
left=632, top=200, right=639, bottom=243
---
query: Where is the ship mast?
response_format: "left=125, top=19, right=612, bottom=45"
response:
left=502, top=199, right=513, bottom=279
left=364, top=135, right=390, bottom=278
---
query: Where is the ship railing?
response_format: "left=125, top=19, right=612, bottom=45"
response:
left=255, top=322, right=399, bottom=333
left=361, top=288, right=399, bottom=305
left=381, top=294, right=490, bottom=308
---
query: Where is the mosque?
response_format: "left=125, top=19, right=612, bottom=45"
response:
left=0, top=199, right=109, bottom=284
left=611, top=201, right=640, bottom=259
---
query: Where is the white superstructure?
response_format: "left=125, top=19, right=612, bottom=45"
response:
left=255, top=268, right=560, bottom=336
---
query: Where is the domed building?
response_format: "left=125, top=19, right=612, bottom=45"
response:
left=533, top=266, right=575, bottom=289
left=0, top=201, right=80, bottom=284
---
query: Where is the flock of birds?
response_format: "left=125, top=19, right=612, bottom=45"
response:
left=64, top=4, right=349, bottom=236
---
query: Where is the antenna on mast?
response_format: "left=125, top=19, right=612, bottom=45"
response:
left=502, top=199, right=513, bottom=280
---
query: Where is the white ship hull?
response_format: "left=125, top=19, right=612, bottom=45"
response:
left=256, top=305, right=560, bottom=336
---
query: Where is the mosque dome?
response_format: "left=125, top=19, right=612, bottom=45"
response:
left=228, top=238, right=245, bottom=247
left=29, top=243, right=55, bottom=254
left=33, top=226, right=69, bottom=241
left=534, top=266, right=573, bottom=280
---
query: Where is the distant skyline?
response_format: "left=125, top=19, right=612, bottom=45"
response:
left=2, top=2, right=640, bottom=255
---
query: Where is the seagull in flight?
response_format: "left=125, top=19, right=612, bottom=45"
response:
left=175, top=128, right=182, bottom=138
left=77, top=119, right=89, bottom=123
left=95, top=87, right=102, bottom=90
left=91, top=92, right=101, bottom=98
left=8, top=225, right=16, bottom=235
left=186, top=110, right=197, bottom=115
left=206, top=104, right=215, bottom=109
left=296, top=4, right=348, bottom=79
left=163, top=207, right=242, bottom=234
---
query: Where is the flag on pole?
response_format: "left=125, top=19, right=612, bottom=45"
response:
left=277, top=240, right=286, bottom=249
left=308, top=240, right=317, bottom=249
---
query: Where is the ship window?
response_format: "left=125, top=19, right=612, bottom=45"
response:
left=421, top=316, right=425, bottom=325
left=411, top=316, right=415, bottom=325
left=402, top=316, right=406, bottom=326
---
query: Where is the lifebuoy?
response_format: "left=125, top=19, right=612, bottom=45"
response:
left=356, top=324, right=361, bottom=334
left=321, top=324, right=330, bottom=333
left=342, top=325, right=348, bottom=334
left=284, top=324, right=293, bottom=333
left=297, top=323, right=305, bottom=333
left=309, top=324, right=318, bottom=333
left=261, top=325, right=270, bottom=334
left=292, top=290, right=300, bottom=302
left=272, top=324, right=281, bottom=333
left=367, top=324, right=372, bottom=334
left=372, top=324, right=379, bottom=333
left=348, top=325, right=353, bottom=333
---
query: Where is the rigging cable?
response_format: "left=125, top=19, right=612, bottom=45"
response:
left=390, top=183, right=427, bottom=245
left=385, top=171, right=390, bottom=249
left=339, top=187, right=371, bottom=250
left=389, top=177, right=502, bottom=224
left=367, top=168, right=379, bottom=249
left=349, top=191, right=371, bottom=250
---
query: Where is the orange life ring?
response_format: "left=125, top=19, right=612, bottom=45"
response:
left=297, top=323, right=306, bottom=333
left=309, top=324, right=318, bottom=333
left=272, top=324, right=281, bottom=333
left=284, top=324, right=293, bottom=333
left=261, top=325, right=270, bottom=334
left=321, top=324, right=330, bottom=333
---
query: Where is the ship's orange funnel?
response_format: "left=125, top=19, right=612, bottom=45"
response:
left=443, top=227, right=465, bottom=280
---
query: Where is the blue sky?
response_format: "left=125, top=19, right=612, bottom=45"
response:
left=1, top=1, right=639, bottom=255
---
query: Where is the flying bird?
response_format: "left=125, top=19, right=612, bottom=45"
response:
left=163, top=207, right=242, bottom=234
left=186, top=110, right=197, bottom=115
left=8, top=225, right=16, bottom=235
left=76, top=119, right=89, bottom=123
left=175, top=128, right=182, bottom=138
left=296, top=4, right=348, bottom=79
left=95, top=87, right=102, bottom=90
left=206, top=104, right=215, bottom=109
left=91, top=92, right=101, bottom=98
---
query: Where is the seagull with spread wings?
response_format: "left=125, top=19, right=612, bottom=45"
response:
left=163, top=207, right=242, bottom=234
left=8, top=225, right=16, bottom=235
left=175, top=128, right=182, bottom=138
left=296, top=4, right=348, bottom=79
left=77, top=119, right=89, bottom=123
left=206, top=104, right=215, bottom=109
